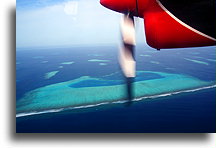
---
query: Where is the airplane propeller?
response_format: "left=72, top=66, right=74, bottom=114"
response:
left=100, top=0, right=216, bottom=104
left=119, top=12, right=136, bottom=104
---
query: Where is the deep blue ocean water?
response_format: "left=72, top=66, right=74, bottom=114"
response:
left=16, top=45, right=216, bottom=133
left=16, top=87, right=215, bottom=133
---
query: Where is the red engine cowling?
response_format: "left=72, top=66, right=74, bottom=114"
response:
left=100, top=0, right=216, bottom=49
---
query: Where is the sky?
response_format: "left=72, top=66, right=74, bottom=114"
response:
left=16, top=0, right=146, bottom=49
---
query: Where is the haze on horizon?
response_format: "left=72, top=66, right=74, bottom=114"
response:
left=16, top=0, right=146, bottom=49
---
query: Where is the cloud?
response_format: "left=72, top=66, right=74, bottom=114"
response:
left=64, top=1, right=78, bottom=15
left=17, top=0, right=145, bottom=48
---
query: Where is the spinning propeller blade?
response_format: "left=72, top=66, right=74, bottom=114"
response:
left=119, top=13, right=136, bottom=103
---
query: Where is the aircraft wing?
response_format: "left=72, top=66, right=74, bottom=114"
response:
left=100, top=0, right=216, bottom=49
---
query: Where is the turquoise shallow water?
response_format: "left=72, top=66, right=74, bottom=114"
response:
left=16, top=87, right=216, bottom=133
left=16, top=46, right=216, bottom=132
left=44, top=71, right=59, bottom=79
left=184, top=58, right=209, bottom=65
left=16, top=71, right=214, bottom=114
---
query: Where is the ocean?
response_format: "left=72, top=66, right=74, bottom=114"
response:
left=16, top=45, right=216, bottom=133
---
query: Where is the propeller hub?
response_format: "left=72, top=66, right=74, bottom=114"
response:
left=100, top=0, right=136, bottom=14
left=100, top=0, right=150, bottom=17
